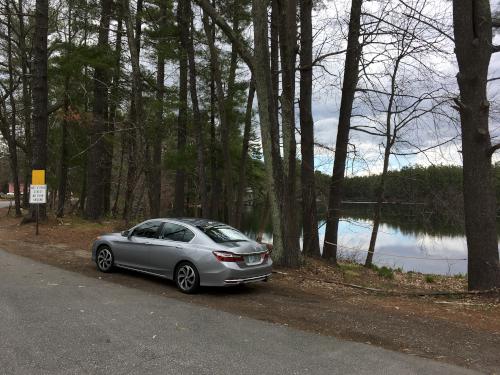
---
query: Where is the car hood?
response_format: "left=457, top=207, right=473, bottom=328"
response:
left=100, top=232, right=123, bottom=238
left=219, top=240, right=266, bottom=254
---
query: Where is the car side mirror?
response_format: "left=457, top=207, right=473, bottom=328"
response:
left=122, top=230, right=130, bottom=237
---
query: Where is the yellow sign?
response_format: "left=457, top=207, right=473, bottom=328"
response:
left=32, top=170, right=45, bottom=185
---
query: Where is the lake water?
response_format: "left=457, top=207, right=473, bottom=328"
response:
left=240, top=205, right=500, bottom=276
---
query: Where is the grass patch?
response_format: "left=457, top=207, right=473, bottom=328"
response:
left=425, top=275, right=435, bottom=283
left=339, top=262, right=362, bottom=272
left=372, top=265, right=394, bottom=279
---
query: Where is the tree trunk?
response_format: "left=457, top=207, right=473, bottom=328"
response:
left=323, top=0, right=363, bottom=263
left=85, top=0, right=112, bottom=220
left=209, top=73, right=219, bottom=219
left=252, top=0, right=300, bottom=267
left=365, top=56, right=399, bottom=268
left=79, top=158, right=87, bottom=212
left=174, top=0, right=188, bottom=217
left=234, top=80, right=255, bottom=228
left=277, top=0, right=300, bottom=267
left=453, top=0, right=500, bottom=290
left=4, top=3, right=21, bottom=217
left=56, top=76, right=70, bottom=217
left=195, top=0, right=301, bottom=267
left=103, top=6, right=123, bottom=215
left=57, top=5, right=73, bottom=218
left=18, top=0, right=32, bottom=209
left=365, top=146, right=390, bottom=267
left=270, top=0, right=280, bottom=137
left=299, top=0, right=320, bottom=257
left=185, top=2, right=208, bottom=218
left=147, top=0, right=167, bottom=218
left=30, top=0, right=49, bottom=220
left=202, top=12, right=234, bottom=224
left=122, top=0, right=143, bottom=222
left=111, top=134, right=125, bottom=218
left=108, top=9, right=123, bottom=216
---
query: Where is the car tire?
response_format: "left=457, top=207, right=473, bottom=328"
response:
left=175, top=262, right=200, bottom=294
left=96, top=246, right=114, bottom=273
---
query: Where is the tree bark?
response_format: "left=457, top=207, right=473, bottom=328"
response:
left=453, top=0, right=500, bottom=290
left=147, top=0, right=167, bottom=218
left=18, top=0, right=32, bottom=209
left=234, top=80, right=255, bottom=228
left=57, top=5, right=73, bottom=218
left=252, top=0, right=300, bottom=267
left=277, top=0, right=301, bottom=267
left=108, top=8, right=123, bottom=216
left=174, top=0, right=188, bottom=217
left=365, top=145, right=391, bottom=267
left=5, top=3, right=21, bottom=217
left=56, top=76, right=70, bottom=218
left=208, top=72, right=220, bottom=219
left=270, top=0, right=279, bottom=134
left=85, top=0, right=112, bottom=220
left=299, top=0, right=320, bottom=257
left=30, top=0, right=49, bottom=220
left=202, top=12, right=235, bottom=224
left=323, top=0, right=363, bottom=263
left=185, top=2, right=208, bottom=218
left=122, top=0, right=143, bottom=222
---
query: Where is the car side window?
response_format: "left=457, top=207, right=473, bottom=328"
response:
left=133, top=220, right=163, bottom=239
left=160, top=223, right=195, bottom=243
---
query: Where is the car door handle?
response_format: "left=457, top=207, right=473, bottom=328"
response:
left=144, top=241, right=152, bottom=245
left=173, top=245, right=182, bottom=249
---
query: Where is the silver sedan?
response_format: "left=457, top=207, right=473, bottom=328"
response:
left=91, top=218, right=272, bottom=293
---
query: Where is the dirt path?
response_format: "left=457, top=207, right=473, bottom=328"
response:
left=0, top=212, right=498, bottom=374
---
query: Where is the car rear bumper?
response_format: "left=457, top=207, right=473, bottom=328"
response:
left=200, top=260, right=273, bottom=287
left=224, top=273, right=272, bottom=284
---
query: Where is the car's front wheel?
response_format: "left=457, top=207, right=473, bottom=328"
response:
left=175, top=262, right=200, bottom=294
left=96, top=246, right=114, bottom=273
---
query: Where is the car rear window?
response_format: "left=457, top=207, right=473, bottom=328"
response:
left=201, top=226, right=248, bottom=243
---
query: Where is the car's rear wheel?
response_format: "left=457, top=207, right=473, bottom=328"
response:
left=96, top=246, right=114, bottom=273
left=175, top=262, right=200, bottom=294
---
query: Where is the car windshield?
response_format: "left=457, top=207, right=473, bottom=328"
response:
left=201, top=226, right=248, bottom=243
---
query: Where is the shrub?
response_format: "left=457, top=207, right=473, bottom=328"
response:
left=376, top=266, right=394, bottom=279
left=425, top=275, right=435, bottom=283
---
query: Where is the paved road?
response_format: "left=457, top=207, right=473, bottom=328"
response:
left=0, top=250, right=479, bottom=375
left=0, top=200, right=12, bottom=208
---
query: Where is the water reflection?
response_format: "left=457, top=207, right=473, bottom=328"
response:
left=240, top=205, right=500, bottom=276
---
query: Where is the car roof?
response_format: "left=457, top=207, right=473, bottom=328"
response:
left=166, top=217, right=228, bottom=229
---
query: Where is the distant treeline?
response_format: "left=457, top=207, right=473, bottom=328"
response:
left=316, top=164, right=500, bottom=213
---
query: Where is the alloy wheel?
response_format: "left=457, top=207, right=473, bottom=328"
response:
left=97, top=248, right=113, bottom=271
left=177, top=264, right=197, bottom=291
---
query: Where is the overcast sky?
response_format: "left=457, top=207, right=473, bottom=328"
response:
left=306, top=0, right=500, bottom=176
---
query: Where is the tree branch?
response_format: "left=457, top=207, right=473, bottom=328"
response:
left=299, top=49, right=347, bottom=71
left=492, top=13, right=500, bottom=28
left=488, top=144, right=500, bottom=157
left=193, top=0, right=254, bottom=71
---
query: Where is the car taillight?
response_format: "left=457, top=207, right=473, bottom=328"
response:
left=213, top=251, right=244, bottom=262
left=263, top=251, right=270, bottom=261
